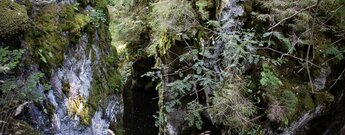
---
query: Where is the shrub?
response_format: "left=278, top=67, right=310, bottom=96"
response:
left=209, top=79, right=256, bottom=132
left=0, top=47, right=24, bottom=73
left=150, top=0, right=198, bottom=37
left=90, top=9, right=106, bottom=27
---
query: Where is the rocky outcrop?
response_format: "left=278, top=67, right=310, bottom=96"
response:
left=0, top=0, right=122, bottom=134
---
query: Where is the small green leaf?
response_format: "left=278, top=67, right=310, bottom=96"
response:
left=263, top=32, right=272, bottom=38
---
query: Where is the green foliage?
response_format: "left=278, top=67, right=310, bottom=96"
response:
left=0, top=46, right=47, bottom=103
left=266, top=90, right=298, bottom=124
left=90, top=9, right=106, bottom=27
left=209, top=79, right=256, bottom=132
left=282, top=116, right=289, bottom=126
left=320, top=0, right=345, bottom=31
left=167, top=76, right=192, bottom=100
left=72, top=2, right=80, bottom=11
left=196, top=0, right=209, bottom=20
left=280, top=90, right=298, bottom=114
left=0, top=47, right=24, bottom=73
left=245, top=77, right=266, bottom=104
left=108, top=0, right=146, bottom=65
left=110, top=15, right=144, bottom=44
left=38, top=49, right=48, bottom=63
left=109, top=0, right=134, bottom=11
left=150, top=0, right=198, bottom=37
left=244, top=125, right=264, bottom=135
left=255, top=0, right=315, bottom=27
left=222, top=30, right=262, bottom=76
left=260, top=63, right=283, bottom=88
left=186, top=101, right=203, bottom=130
left=263, top=31, right=294, bottom=52
left=111, top=0, right=345, bottom=132
left=22, top=72, right=46, bottom=101
left=0, top=72, right=46, bottom=102
left=1, top=47, right=46, bottom=102
left=154, top=30, right=260, bottom=132
left=325, top=46, right=344, bottom=61
left=0, top=77, right=18, bottom=93
left=153, top=110, right=167, bottom=130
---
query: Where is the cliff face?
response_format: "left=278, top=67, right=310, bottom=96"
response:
left=0, top=0, right=122, bottom=134
left=1, top=0, right=344, bottom=134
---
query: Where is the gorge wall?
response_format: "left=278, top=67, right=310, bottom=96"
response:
left=0, top=0, right=123, bottom=134
left=1, top=0, right=345, bottom=134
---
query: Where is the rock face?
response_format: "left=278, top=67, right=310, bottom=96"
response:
left=1, top=0, right=345, bottom=134
left=0, top=0, right=123, bottom=134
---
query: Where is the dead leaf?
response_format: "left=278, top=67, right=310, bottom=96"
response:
left=14, top=102, right=30, bottom=116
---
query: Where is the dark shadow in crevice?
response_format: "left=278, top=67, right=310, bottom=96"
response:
left=123, top=57, right=159, bottom=135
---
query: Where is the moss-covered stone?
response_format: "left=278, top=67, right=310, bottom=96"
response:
left=23, top=3, right=92, bottom=72
left=87, top=62, right=122, bottom=120
left=0, top=0, right=29, bottom=38
left=72, top=14, right=90, bottom=34
left=67, top=97, right=91, bottom=125
left=314, top=91, right=334, bottom=105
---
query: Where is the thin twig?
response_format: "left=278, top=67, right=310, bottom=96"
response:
left=268, top=0, right=320, bottom=31
left=330, top=68, right=345, bottom=89
left=306, top=44, right=314, bottom=93
left=257, top=47, right=321, bottom=68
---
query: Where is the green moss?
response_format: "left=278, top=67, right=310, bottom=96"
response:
left=280, top=90, right=298, bottom=114
left=107, top=70, right=123, bottom=92
left=254, top=0, right=316, bottom=31
left=67, top=97, right=91, bottom=125
left=87, top=71, right=110, bottom=121
left=62, top=80, right=71, bottom=95
left=299, top=90, right=315, bottom=110
left=91, top=0, right=108, bottom=9
left=23, top=4, right=67, bottom=69
left=88, top=68, right=122, bottom=114
left=274, top=76, right=316, bottom=122
left=72, top=14, right=90, bottom=33
left=320, top=0, right=345, bottom=30
left=87, top=44, right=122, bottom=122
left=314, top=92, right=334, bottom=105
left=45, top=102, right=56, bottom=122
left=0, top=0, right=29, bottom=38
left=23, top=4, right=92, bottom=71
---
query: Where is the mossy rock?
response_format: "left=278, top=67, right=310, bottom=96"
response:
left=87, top=49, right=122, bottom=122
left=314, top=91, right=334, bottom=105
left=71, top=13, right=90, bottom=34
left=24, top=3, right=92, bottom=70
left=67, top=97, right=91, bottom=125
left=0, top=0, right=29, bottom=38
